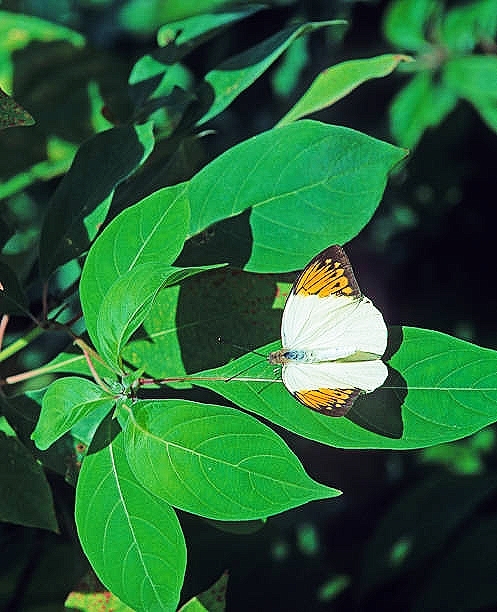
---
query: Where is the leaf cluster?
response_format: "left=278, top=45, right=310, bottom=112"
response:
left=385, top=0, right=497, bottom=147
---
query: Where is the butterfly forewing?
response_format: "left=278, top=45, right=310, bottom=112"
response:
left=282, top=293, right=387, bottom=356
left=281, top=246, right=387, bottom=357
left=291, top=245, right=361, bottom=299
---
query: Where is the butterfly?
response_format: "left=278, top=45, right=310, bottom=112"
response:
left=268, top=245, right=388, bottom=416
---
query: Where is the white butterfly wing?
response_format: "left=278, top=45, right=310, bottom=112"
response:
left=282, top=360, right=388, bottom=394
left=281, top=292, right=387, bottom=357
left=282, top=360, right=388, bottom=416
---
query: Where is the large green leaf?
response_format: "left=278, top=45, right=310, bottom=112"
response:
left=193, top=327, right=497, bottom=449
left=75, top=430, right=186, bottom=612
left=277, top=54, right=412, bottom=127
left=93, top=262, right=221, bottom=369
left=197, top=21, right=344, bottom=126
left=94, top=264, right=178, bottom=368
left=188, top=120, right=406, bottom=272
left=31, top=377, right=115, bottom=451
left=122, top=267, right=281, bottom=379
left=120, top=399, right=340, bottom=520
left=39, top=122, right=155, bottom=280
left=80, top=182, right=189, bottom=340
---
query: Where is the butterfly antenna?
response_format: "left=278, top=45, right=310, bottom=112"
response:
left=216, top=336, right=273, bottom=382
left=217, top=336, right=266, bottom=358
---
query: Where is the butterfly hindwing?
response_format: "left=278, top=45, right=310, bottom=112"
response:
left=293, top=388, right=360, bottom=417
left=283, top=360, right=388, bottom=417
left=282, top=360, right=388, bottom=396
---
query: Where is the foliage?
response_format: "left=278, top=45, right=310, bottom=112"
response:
left=1, top=1, right=497, bottom=611
left=384, top=0, right=497, bottom=147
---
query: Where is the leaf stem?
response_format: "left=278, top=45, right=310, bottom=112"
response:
left=139, top=375, right=282, bottom=385
left=73, top=338, right=113, bottom=392
left=0, top=314, right=9, bottom=350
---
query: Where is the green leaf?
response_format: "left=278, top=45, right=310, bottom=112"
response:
left=94, top=262, right=220, bottom=369
left=277, top=54, right=413, bottom=127
left=272, top=33, right=309, bottom=98
left=360, top=472, right=497, bottom=595
left=66, top=591, right=134, bottom=612
left=39, top=122, right=155, bottom=280
left=128, top=53, right=194, bottom=135
left=0, top=10, right=84, bottom=92
left=120, top=0, right=245, bottom=33
left=0, top=431, right=58, bottom=531
left=94, top=263, right=177, bottom=368
left=130, top=55, right=193, bottom=98
left=41, top=349, right=117, bottom=380
left=443, top=55, right=497, bottom=103
left=121, top=399, right=340, bottom=520
left=439, top=0, right=497, bottom=53
left=470, top=98, right=497, bottom=133
left=179, top=572, right=229, bottom=612
left=0, top=261, right=29, bottom=315
left=413, top=516, right=497, bottom=611
left=75, top=430, right=186, bottom=612
left=129, top=55, right=193, bottom=97
left=193, top=327, right=497, bottom=449
left=390, top=72, right=457, bottom=148
left=31, top=377, right=115, bottom=451
left=0, top=392, right=79, bottom=481
left=98, top=266, right=163, bottom=368
left=122, top=267, right=280, bottom=380
left=188, top=120, right=406, bottom=272
left=0, top=87, right=34, bottom=129
left=197, top=20, right=345, bottom=126
left=80, top=182, right=189, bottom=343
left=157, top=6, right=264, bottom=48
left=383, top=0, right=439, bottom=51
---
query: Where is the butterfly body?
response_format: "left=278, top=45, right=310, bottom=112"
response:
left=272, top=245, right=388, bottom=417
left=268, top=346, right=363, bottom=364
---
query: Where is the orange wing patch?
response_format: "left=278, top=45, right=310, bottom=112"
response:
left=292, top=245, right=360, bottom=299
left=293, top=387, right=360, bottom=417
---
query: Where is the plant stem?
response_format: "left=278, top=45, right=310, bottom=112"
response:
left=0, top=326, right=45, bottom=363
